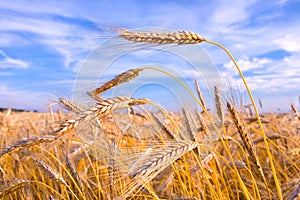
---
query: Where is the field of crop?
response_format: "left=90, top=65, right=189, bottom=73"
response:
left=0, top=29, right=299, bottom=200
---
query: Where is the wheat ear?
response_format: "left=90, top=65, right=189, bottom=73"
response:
left=291, top=104, right=300, bottom=121
left=195, top=80, right=207, bottom=110
left=89, top=68, right=144, bottom=99
left=118, top=30, right=206, bottom=45
left=129, top=140, right=198, bottom=177
left=0, top=180, right=28, bottom=198
left=227, top=103, right=258, bottom=163
left=227, top=102, right=269, bottom=189
left=214, top=86, right=224, bottom=123
left=59, top=98, right=82, bottom=114
left=0, top=135, right=58, bottom=159
left=35, top=159, right=69, bottom=187
left=181, top=108, right=195, bottom=141
left=151, top=113, right=178, bottom=140
left=57, top=96, right=149, bottom=135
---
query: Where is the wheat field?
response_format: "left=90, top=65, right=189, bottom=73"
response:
left=0, top=29, right=299, bottom=200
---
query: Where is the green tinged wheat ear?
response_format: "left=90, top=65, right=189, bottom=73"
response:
left=0, top=135, right=58, bottom=159
left=118, top=30, right=206, bottom=45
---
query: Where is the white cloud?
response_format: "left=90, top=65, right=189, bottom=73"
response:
left=0, top=50, right=28, bottom=69
left=211, top=0, right=255, bottom=28
left=223, top=56, right=271, bottom=75
left=273, top=34, right=300, bottom=52
left=221, top=52, right=300, bottom=93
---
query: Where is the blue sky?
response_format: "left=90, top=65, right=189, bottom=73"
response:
left=0, top=0, right=299, bottom=112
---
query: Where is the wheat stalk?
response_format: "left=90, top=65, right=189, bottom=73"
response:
left=0, top=135, right=58, bottom=159
left=118, top=30, right=206, bottom=45
left=57, top=96, right=149, bottom=135
left=89, top=68, right=145, bottom=99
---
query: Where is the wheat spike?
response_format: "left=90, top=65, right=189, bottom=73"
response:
left=0, top=180, right=28, bottom=198
left=151, top=113, right=178, bottom=140
left=89, top=68, right=144, bottom=99
left=118, top=30, right=206, bottom=45
left=65, top=154, right=83, bottom=189
left=0, top=135, right=58, bottom=159
left=227, top=103, right=258, bottom=163
left=195, top=80, right=207, bottom=110
left=214, top=86, right=224, bottom=123
left=181, top=108, right=195, bottom=141
left=59, top=98, right=82, bottom=114
left=227, top=102, right=268, bottom=189
left=35, top=159, right=69, bottom=187
left=57, top=96, right=149, bottom=135
left=129, top=140, right=198, bottom=177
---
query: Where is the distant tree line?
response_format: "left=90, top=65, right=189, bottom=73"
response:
left=0, top=107, right=38, bottom=112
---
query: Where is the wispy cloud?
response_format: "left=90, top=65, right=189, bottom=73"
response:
left=0, top=50, right=28, bottom=69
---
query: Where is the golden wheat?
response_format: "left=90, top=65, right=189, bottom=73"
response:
left=35, top=159, right=69, bottom=188
left=128, top=140, right=198, bottom=177
left=118, top=29, right=206, bottom=45
left=57, top=96, right=149, bottom=135
left=0, top=180, right=28, bottom=198
left=89, top=68, right=145, bottom=99
left=59, top=98, right=82, bottom=114
left=0, top=135, right=57, bottom=159
left=195, top=80, right=207, bottom=110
